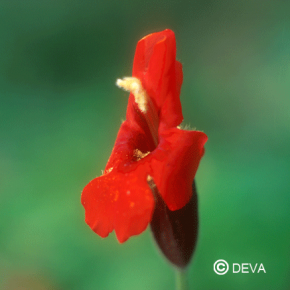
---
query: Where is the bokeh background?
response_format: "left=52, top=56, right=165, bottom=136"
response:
left=1, top=1, right=290, bottom=289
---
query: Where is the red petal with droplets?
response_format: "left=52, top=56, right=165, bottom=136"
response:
left=82, top=166, right=154, bottom=243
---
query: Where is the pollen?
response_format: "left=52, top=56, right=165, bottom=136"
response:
left=134, top=149, right=150, bottom=161
left=104, top=167, right=113, bottom=174
left=147, top=175, right=157, bottom=190
left=147, top=175, right=153, bottom=182
left=116, top=77, right=148, bottom=113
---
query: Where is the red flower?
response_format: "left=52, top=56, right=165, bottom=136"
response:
left=81, top=29, right=207, bottom=243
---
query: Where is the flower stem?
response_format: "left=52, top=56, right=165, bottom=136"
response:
left=175, top=269, right=188, bottom=290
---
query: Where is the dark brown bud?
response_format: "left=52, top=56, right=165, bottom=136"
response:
left=149, top=180, right=199, bottom=269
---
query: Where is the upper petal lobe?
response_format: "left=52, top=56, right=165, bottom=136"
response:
left=131, top=29, right=183, bottom=129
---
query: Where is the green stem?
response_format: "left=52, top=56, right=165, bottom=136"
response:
left=175, top=269, right=188, bottom=290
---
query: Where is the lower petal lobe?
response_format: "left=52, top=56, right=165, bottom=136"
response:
left=81, top=165, right=154, bottom=243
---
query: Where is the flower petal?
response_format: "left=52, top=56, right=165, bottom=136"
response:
left=81, top=167, right=155, bottom=243
left=131, top=29, right=183, bottom=129
left=148, top=128, right=207, bottom=210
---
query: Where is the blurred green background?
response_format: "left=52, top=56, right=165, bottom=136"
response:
left=1, top=1, right=290, bottom=289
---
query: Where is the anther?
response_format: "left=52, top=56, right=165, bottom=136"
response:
left=116, top=77, right=147, bottom=113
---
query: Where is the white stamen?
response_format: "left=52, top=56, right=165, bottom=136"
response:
left=116, top=77, right=148, bottom=112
